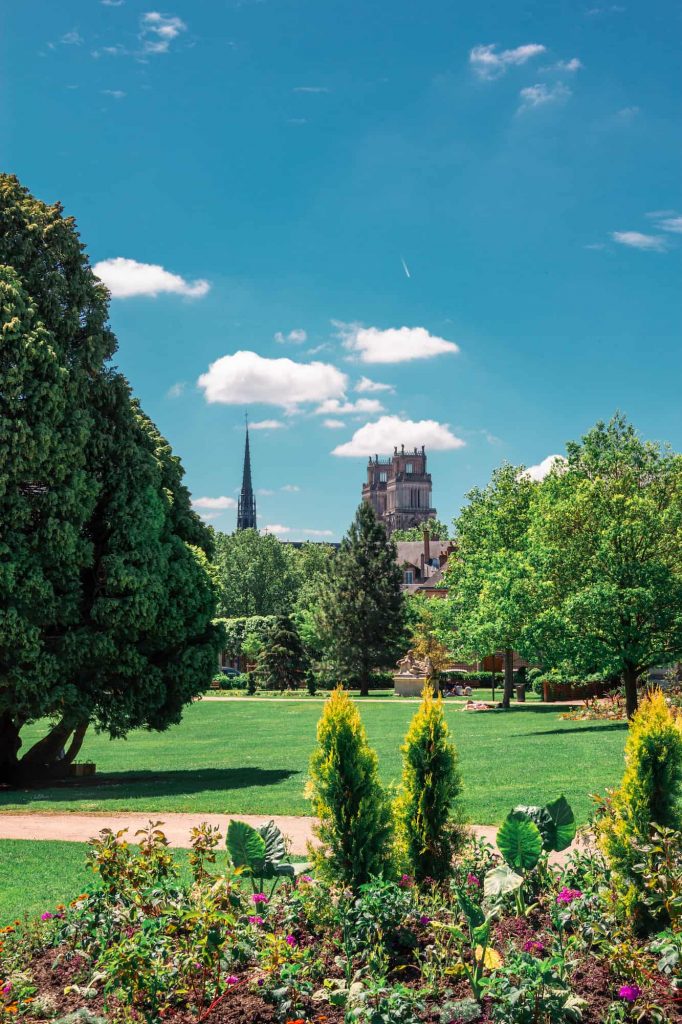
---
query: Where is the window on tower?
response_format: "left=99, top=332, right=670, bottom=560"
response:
left=406, top=463, right=413, bottom=474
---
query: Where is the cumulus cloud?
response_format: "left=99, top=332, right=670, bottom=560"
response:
left=192, top=495, right=237, bottom=510
left=262, top=524, right=290, bottom=535
left=274, top=328, right=307, bottom=344
left=94, top=257, right=210, bottom=298
left=281, top=484, right=300, bottom=492
left=541, top=57, right=582, bottom=72
left=249, top=419, right=286, bottom=430
left=521, top=455, right=567, bottom=481
left=337, top=322, right=459, bottom=364
left=518, top=82, right=571, bottom=112
left=470, top=42, right=546, bottom=80
left=355, top=376, right=394, bottom=393
left=332, top=416, right=465, bottom=457
left=197, top=351, right=348, bottom=410
left=140, top=11, right=187, bottom=54
left=611, top=231, right=667, bottom=252
left=166, top=382, right=186, bottom=398
left=323, top=419, right=346, bottom=429
left=316, top=397, right=385, bottom=416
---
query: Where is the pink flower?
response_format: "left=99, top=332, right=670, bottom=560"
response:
left=248, top=915, right=264, bottom=926
left=40, top=912, right=53, bottom=921
left=419, top=915, right=431, bottom=926
left=285, top=934, right=297, bottom=946
left=226, top=976, right=239, bottom=986
left=2, top=984, right=12, bottom=995
left=618, top=984, right=641, bottom=1003
left=556, top=887, right=582, bottom=905
left=299, top=875, right=312, bottom=883
left=398, top=874, right=414, bottom=889
left=523, top=939, right=545, bottom=955
left=466, top=873, right=481, bottom=887
left=251, top=893, right=269, bottom=905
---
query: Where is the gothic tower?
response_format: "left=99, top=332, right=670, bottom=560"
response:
left=237, top=417, right=257, bottom=530
left=362, top=445, right=436, bottom=535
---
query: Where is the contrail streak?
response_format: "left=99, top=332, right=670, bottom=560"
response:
left=401, top=256, right=411, bottom=278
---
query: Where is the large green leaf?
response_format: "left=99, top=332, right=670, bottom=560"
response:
left=456, top=890, right=485, bottom=928
left=497, top=814, right=543, bottom=871
left=227, top=819, right=266, bottom=873
left=258, top=819, right=287, bottom=866
left=545, top=796, right=576, bottom=852
left=483, top=864, right=524, bottom=901
left=512, top=805, right=554, bottom=851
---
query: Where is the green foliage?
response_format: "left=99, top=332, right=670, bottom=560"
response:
left=0, top=174, right=220, bottom=782
left=213, top=528, right=300, bottom=617
left=392, top=517, right=450, bottom=541
left=215, top=615, right=278, bottom=661
left=308, top=686, right=394, bottom=886
left=486, top=951, right=586, bottom=1023
left=226, top=817, right=296, bottom=894
left=496, top=814, right=543, bottom=871
left=596, top=690, right=682, bottom=923
left=257, top=615, right=307, bottom=691
left=315, top=502, right=406, bottom=695
left=395, top=686, right=464, bottom=880
left=512, top=796, right=577, bottom=853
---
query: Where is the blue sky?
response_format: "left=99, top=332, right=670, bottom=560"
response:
left=3, top=0, right=681, bottom=540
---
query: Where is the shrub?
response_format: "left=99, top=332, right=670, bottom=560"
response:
left=596, top=689, right=682, bottom=924
left=395, top=684, right=464, bottom=880
left=308, top=686, right=394, bottom=886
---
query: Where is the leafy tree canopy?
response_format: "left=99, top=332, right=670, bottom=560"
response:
left=392, top=517, right=450, bottom=541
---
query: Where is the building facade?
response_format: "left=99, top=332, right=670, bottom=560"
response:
left=362, top=445, right=437, bottom=535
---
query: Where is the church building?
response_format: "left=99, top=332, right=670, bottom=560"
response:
left=362, top=445, right=437, bottom=536
left=236, top=419, right=257, bottom=530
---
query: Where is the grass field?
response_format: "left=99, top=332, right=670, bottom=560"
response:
left=0, top=699, right=626, bottom=824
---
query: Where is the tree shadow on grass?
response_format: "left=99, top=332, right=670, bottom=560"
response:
left=516, top=722, right=628, bottom=737
left=0, top=767, right=300, bottom=807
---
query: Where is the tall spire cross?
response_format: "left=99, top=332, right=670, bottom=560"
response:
left=237, top=412, right=257, bottom=530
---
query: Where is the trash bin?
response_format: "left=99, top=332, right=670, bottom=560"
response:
left=515, top=684, right=526, bottom=703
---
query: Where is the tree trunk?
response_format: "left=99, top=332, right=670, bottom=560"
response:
left=0, top=713, right=22, bottom=783
left=14, top=716, right=90, bottom=781
left=502, top=648, right=514, bottom=709
left=623, top=664, right=639, bottom=719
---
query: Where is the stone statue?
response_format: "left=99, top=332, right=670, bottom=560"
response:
left=396, top=650, right=431, bottom=677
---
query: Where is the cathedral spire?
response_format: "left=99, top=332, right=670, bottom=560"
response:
left=237, top=413, right=257, bottom=530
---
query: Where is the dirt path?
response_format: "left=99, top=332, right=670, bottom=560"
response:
left=0, top=812, right=577, bottom=862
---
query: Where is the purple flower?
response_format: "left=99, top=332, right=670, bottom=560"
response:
left=523, top=939, right=545, bottom=955
left=618, top=985, right=641, bottom=1003
left=299, top=875, right=312, bottom=884
left=466, top=873, right=480, bottom=888
left=285, top=934, right=297, bottom=947
left=398, top=874, right=414, bottom=889
left=226, top=976, right=239, bottom=986
left=40, top=912, right=53, bottom=921
left=556, top=887, right=582, bottom=905
left=2, top=984, right=12, bottom=995
left=251, top=893, right=269, bottom=905
left=257, top=979, right=264, bottom=987
left=419, top=915, right=432, bottom=926
left=248, top=915, right=264, bottom=926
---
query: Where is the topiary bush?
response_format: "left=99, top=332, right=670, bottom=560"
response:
left=395, top=684, right=465, bottom=880
left=308, top=686, right=394, bottom=887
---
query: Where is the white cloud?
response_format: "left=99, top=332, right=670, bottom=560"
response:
left=192, top=495, right=237, bottom=510
left=281, top=484, right=300, bottom=492
left=257, top=488, right=275, bottom=496
left=102, top=89, right=126, bottom=99
left=262, top=524, right=291, bottom=535
left=332, top=416, right=466, bottom=457
left=94, top=257, right=210, bottom=298
left=316, top=397, right=385, bottom=416
left=355, top=376, right=394, bottom=393
left=323, top=419, right=346, bottom=429
left=101, top=0, right=125, bottom=5
left=518, top=82, right=571, bottom=112
left=61, top=29, right=83, bottom=45
left=337, top=322, right=459, bottom=364
left=541, top=57, right=582, bottom=72
left=300, top=528, right=334, bottom=537
left=611, top=231, right=667, bottom=252
left=470, top=43, right=546, bottom=80
left=655, top=214, right=682, bottom=235
left=166, top=382, right=186, bottom=398
left=197, top=351, right=348, bottom=410
left=274, top=328, right=307, bottom=344
left=521, top=455, right=567, bottom=481
left=263, top=524, right=333, bottom=538
left=615, top=106, right=639, bottom=122
left=250, top=419, right=287, bottom=430
left=293, top=86, right=329, bottom=93
left=140, top=11, right=187, bottom=54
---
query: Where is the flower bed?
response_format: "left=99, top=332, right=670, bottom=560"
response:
left=2, top=824, right=680, bottom=1024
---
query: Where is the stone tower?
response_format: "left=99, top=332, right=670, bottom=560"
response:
left=237, top=417, right=257, bottom=531
left=362, top=445, right=436, bottom=535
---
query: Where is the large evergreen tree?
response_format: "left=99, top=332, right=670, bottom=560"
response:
left=257, top=615, right=306, bottom=691
left=0, top=174, right=220, bottom=782
left=316, top=502, right=405, bottom=696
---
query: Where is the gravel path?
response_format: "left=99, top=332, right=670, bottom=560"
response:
left=0, top=812, right=577, bottom=862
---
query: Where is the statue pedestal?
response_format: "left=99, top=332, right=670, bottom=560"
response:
left=394, top=675, right=429, bottom=697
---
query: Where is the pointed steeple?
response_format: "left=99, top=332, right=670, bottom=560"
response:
left=237, top=413, right=257, bottom=530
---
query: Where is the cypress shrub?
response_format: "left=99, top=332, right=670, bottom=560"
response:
left=308, top=686, right=393, bottom=886
left=395, top=684, right=465, bottom=880
left=597, top=689, right=682, bottom=921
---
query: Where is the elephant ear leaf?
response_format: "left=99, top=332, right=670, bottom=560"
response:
left=484, top=864, right=523, bottom=901
left=227, top=820, right=266, bottom=874
left=497, top=814, right=543, bottom=871
left=545, top=796, right=576, bottom=852
left=258, top=819, right=287, bottom=867
left=512, top=805, right=554, bottom=851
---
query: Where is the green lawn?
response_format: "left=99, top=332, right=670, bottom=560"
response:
left=0, top=700, right=626, bottom=824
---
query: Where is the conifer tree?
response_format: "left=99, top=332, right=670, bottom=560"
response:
left=395, top=685, right=464, bottom=880
left=316, top=502, right=405, bottom=696
left=309, top=687, right=394, bottom=886
left=258, top=615, right=306, bottom=691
